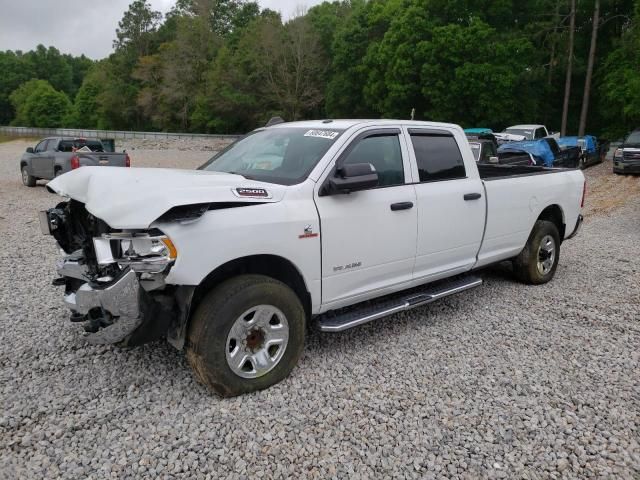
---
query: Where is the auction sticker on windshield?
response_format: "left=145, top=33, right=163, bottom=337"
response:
left=304, top=130, right=339, bottom=140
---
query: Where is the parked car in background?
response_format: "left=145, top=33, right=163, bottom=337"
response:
left=543, top=137, right=581, bottom=168
left=501, top=124, right=559, bottom=141
left=20, top=137, right=130, bottom=187
left=498, top=138, right=580, bottom=168
left=41, top=119, right=585, bottom=396
left=557, top=135, right=610, bottom=169
left=613, top=129, right=640, bottom=174
left=465, top=132, right=533, bottom=166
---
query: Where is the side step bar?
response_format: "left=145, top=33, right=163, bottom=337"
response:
left=316, top=275, right=482, bottom=333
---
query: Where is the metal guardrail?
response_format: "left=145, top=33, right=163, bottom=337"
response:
left=0, top=126, right=241, bottom=141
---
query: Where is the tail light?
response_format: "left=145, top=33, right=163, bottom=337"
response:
left=125, top=153, right=131, bottom=167
left=581, top=180, right=586, bottom=208
left=70, top=155, right=80, bottom=170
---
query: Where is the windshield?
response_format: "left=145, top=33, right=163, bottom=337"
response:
left=504, top=128, right=533, bottom=139
left=468, top=142, right=481, bottom=161
left=625, top=131, right=640, bottom=145
left=200, top=127, right=344, bottom=185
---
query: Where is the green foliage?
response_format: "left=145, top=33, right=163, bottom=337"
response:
left=9, top=79, right=71, bottom=127
left=599, top=1, right=640, bottom=138
left=0, top=51, right=35, bottom=124
left=114, top=0, right=163, bottom=59
left=0, top=0, right=637, bottom=136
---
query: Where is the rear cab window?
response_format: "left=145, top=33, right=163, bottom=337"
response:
left=408, top=129, right=466, bottom=181
left=58, top=139, right=104, bottom=152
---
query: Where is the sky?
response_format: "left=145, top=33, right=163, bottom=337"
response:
left=0, top=0, right=325, bottom=60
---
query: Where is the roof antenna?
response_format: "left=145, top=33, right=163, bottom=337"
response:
left=265, top=116, right=285, bottom=127
left=410, top=108, right=415, bottom=121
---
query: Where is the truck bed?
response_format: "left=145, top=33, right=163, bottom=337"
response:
left=477, top=163, right=565, bottom=180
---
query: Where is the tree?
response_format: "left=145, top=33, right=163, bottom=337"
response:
left=9, top=79, right=71, bottom=127
left=67, top=70, right=103, bottom=128
left=0, top=51, right=34, bottom=124
left=134, top=15, right=218, bottom=131
left=114, top=0, right=163, bottom=59
left=417, top=21, right=541, bottom=127
left=599, top=1, right=640, bottom=138
left=561, top=0, right=576, bottom=136
left=24, top=45, right=74, bottom=96
left=578, top=0, right=601, bottom=135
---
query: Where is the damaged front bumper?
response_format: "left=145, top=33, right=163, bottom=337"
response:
left=63, top=269, right=142, bottom=344
left=55, top=251, right=193, bottom=348
left=57, top=255, right=143, bottom=344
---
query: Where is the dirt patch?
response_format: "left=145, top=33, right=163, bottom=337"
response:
left=582, top=159, right=640, bottom=217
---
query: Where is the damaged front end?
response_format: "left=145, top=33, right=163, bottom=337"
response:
left=41, top=200, right=192, bottom=346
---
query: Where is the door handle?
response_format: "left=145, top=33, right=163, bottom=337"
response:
left=463, top=193, right=482, bottom=201
left=390, top=202, right=414, bottom=211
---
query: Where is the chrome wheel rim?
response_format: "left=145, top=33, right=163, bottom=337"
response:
left=537, top=234, right=556, bottom=276
left=21, top=168, right=28, bottom=184
left=225, top=305, right=289, bottom=379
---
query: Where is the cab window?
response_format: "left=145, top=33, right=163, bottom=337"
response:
left=34, top=140, right=47, bottom=153
left=409, top=132, right=466, bottom=181
left=341, top=133, right=404, bottom=187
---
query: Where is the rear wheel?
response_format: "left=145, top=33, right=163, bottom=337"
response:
left=186, top=274, right=305, bottom=397
left=512, top=220, right=560, bottom=284
left=21, top=166, right=36, bottom=187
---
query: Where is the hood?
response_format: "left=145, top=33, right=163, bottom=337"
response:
left=495, top=132, right=526, bottom=142
left=47, top=167, right=286, bottom=229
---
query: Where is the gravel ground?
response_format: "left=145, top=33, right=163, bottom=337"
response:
left=0, top=139, right=638, bottom=479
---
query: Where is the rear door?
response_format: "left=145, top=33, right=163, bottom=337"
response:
left=405, top=128, right=486, bottom=282
left=314, top=127, right=418, bottom=308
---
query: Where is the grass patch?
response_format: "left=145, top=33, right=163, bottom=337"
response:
left=0, top=135, right=39, bottom=144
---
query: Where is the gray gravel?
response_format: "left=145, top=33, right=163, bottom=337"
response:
left=1, top=139, right=639, bottom=479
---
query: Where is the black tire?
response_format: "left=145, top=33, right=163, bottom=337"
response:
left=54, top=167, right=62, bottom=178
left=512, top=220, right=561, bottom=285
left=186, top=274, right=306, bottom=397
left=21, top=166, right=36, bottom=187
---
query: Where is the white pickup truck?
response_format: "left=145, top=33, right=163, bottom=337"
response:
left=41, top=120, right=585, bottom=396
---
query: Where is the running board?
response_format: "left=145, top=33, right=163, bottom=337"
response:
left=316, top=275, right=482, bottom=333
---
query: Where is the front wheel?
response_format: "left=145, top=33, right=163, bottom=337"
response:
left=186, top=275, right=305, bottom=397
left=21, top=166, right=36, bottom=187
left=512, top=220, right=560, bottom=284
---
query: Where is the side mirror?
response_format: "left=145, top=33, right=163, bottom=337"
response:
left=489, top=156, right=499, bottom=164
left=326, top=163, right=378, bottom=194
left=26, top=147, right=34, bottom=154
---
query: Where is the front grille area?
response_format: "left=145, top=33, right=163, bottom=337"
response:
left=622, top=150, right=640, bottom=162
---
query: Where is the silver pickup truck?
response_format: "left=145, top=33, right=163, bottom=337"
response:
left=20, top=137, right=130, bottom=187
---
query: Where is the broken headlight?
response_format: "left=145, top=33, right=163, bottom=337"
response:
left=93, top=232, right=177, bottom=274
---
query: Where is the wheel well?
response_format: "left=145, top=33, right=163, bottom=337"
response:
left=191, top=255, right=312, bottom=320
left=20, top=161, right=27, bottom=169
left=538, top=204, right=565, bottom=240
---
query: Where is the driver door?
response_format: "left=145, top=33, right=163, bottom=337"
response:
left=31, top=139, right=54, bottom=178
left=314, top=128, right=417, bottom=309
